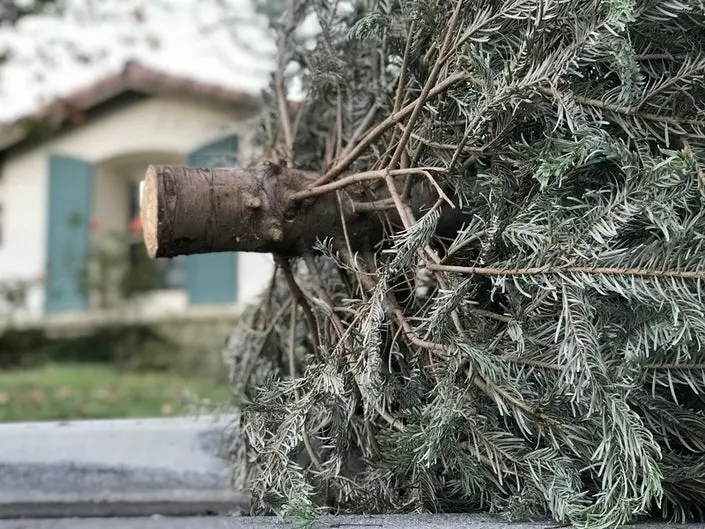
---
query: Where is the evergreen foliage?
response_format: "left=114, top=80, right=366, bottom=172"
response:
left=224, top=1, right=705, bottom=528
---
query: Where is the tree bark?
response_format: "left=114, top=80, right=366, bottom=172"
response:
left=142, top=163, right=412, bottom=258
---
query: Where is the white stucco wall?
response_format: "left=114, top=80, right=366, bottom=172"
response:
left=238, top=253, right=275, bottom=306
left=0, top=149, right=46, bottom=317
left=0, top=94, right=273, bottom=318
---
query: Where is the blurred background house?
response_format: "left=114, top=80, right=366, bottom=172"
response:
left=0, top=60, right=274, bottom=321
left=0, top=0, right=282, bottom=422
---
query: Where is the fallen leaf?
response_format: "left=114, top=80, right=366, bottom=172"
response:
left=95, top=388, right=120, bottom=403
left=19, top=389, right=45, bottom=404
left=56, top=386, right=75, bottom=399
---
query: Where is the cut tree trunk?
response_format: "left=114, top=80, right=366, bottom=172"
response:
left=141, top=163, right=466, bottom=258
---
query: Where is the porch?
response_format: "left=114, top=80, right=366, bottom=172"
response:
left=44, top=135, right=245, bottom=318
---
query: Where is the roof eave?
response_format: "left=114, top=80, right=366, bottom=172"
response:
left=0, top=60, right=263, bottom=154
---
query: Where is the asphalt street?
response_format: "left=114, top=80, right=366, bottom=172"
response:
left=0, top=515, right=700, bottom=529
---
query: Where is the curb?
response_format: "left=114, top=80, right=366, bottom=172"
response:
left=0, top=415, right=246, bottom=519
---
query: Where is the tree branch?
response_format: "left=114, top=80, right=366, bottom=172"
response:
left=539, top=86, right=705, bottom=129
left=387, top=0, right=464, bottom=171
left=428, top=263, right=705, bottom=281
left=314, top=72, right=470, bottom=186
left=291, top=167, right=446, bottom=202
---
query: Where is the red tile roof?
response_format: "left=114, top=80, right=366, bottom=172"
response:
left=0, top=60, right=263, bottom=153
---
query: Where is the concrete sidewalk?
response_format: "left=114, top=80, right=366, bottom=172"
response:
left=0, top=514, right=701, bottom=529
left=0, top=416, right=246, bottom=518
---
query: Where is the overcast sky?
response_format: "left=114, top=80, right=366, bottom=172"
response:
left=0, top=0, right=278, bottom=123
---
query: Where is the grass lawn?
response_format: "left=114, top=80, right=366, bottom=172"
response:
left=0, top=363, right=231, bottom=423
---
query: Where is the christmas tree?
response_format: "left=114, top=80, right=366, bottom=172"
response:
left=210, top=1, right=705, bottom=528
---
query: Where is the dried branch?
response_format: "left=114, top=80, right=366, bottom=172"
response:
left=387, top=0, right=464, bottom=170
left=539, top=86, right=705, bottom=130
left=428, top=263, right=705, bottom=281
left=314, top=72, right=470, bottom=186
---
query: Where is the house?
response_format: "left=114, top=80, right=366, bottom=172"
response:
left=0, top=61, right=275, bottom=320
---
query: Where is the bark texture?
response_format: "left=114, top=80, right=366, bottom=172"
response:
left=141, top=162, right=458, bottom=258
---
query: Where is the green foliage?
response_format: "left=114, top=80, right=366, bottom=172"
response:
left=0, top=324, right=175, bottom=370
left=226, top=1, right=705, bottom=528
left=85, top=231, right=156, bottom=308
left=0, top=328, right=48, bottom=369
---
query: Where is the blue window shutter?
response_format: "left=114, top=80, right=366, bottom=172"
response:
left=185, top=136, right=238, bottom=305
left=45, top=155, right=93, bottom=313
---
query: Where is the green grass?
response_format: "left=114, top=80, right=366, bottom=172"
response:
left=0, top=363, right=231, bottom=423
